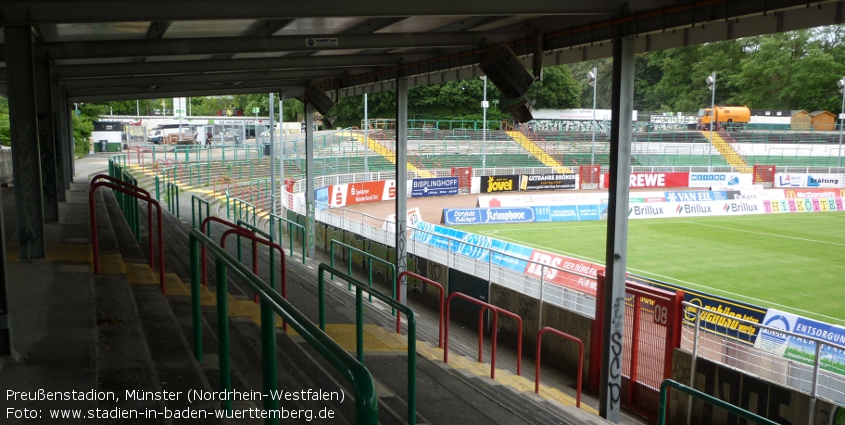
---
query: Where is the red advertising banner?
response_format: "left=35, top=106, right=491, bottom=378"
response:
left=783, top=188, right=845, bottom=198
left=328, top=180, right=398, bottom=207
left=522, top=249, right=603, bottom=296
left=602, top=172, right=690, bottom=189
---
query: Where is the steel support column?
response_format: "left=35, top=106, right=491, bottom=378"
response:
left=6, top=25, right=46, bottom=259
left=395, top=77, right=409, bottom=306
left=51, top=78, right=68, bottom=200
left=66, top=99, right=75, bottom=183
left=304, top=102, right=316, bottom=260
left=35, top=61, right=60, bottom=221
left=598, top=36, right=635, bottom=423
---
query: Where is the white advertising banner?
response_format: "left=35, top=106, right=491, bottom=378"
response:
left=688, top=172, right=753, bottom=188
left=775, top=173, right=845, bottom=188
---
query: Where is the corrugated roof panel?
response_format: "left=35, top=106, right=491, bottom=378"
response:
left=375, top=16, right=473, bottom=33
left=54, top=22, right=150, bottom=42
left=163, top=20, right=256, bottom=38
left=274, top=17, right=369, bottom=35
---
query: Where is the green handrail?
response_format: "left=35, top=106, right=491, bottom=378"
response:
left=317, top=263, right=415, bottom=425
left=165, top=182, right=180, bottom=218
left=188, top=229, right=378, bottom=424
left=658, top=380, right=778, bottom=425
left=191, top=196, right=210, bottom=231
left=268, top=213, right=306, bottom=264
left=230, top=197, right=257, bottom=226
left=236, top=219, right=279, bottom=295
left=186, top=162, right=211, bottom=186
left=329, top=239, right=396, bottom=310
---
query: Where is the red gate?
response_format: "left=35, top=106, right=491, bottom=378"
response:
left=753, top=164, right=776, bottom=186
left=590, top=274, right=683, bottom=420
left=579, top=164, right=601, bottom=189
left=451, top=167, right=472, bottom=194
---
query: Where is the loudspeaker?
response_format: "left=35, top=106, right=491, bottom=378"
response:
left=304, top=86, right=336, bottom=116
left=509, top=102, right=533, bottom=124
left=479, top=45, right=536, bottom=99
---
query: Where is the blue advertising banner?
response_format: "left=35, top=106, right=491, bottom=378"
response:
left=411, top=222, right=533, bottom=272
left=411, top=177, right=459, bottom=198
left=630, top=274, right=768, bottom=345
left=664, top=190, right=728, bottom=202
left=442, top=207, right=535, bottom=225
left=755, top=309, right=845, bottom=376
left=315, top=186, right=329, bottom=210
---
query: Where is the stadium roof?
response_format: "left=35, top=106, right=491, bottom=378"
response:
left=0, top=0, right=842, bottom=102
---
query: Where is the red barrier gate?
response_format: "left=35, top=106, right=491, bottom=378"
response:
left=591, top=274, right=683, bottom=420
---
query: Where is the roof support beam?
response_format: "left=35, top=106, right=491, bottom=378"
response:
left=58, top=68, right=370, bottom=90
left=15, top=32, right=521, bottom=61
left=0, top=1, right=615, bottom=24
left=66, top=85, right=301, bottom=103
left=52, top=53, right=431, bottom=79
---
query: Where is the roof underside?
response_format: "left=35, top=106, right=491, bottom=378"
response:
left=0, top=0, right=842, bottom=102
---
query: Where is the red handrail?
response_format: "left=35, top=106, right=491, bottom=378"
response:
left=396, top=271, right=444, bottom=348
left=89, top=175, right=165, bottom=293
left=444, top=292, right=523, bottom=378
left=200, top=217, right=287, bottom=314
left=535, top=326, right=583, bottom=407
left=128, top=147, right=152, bottom=169
left=212, top=176, right=235, bottom=198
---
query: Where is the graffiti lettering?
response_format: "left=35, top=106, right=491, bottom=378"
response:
left=608, top=330, right=622, bottom=410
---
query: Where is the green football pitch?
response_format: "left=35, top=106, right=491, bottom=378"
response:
left=453, top=212, right=845, bottom=324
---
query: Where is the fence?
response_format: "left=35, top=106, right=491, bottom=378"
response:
left=682, top=301, right=845, bottom=421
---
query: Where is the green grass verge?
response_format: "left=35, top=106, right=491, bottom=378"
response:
left=454, top=212, right=845, bottom=324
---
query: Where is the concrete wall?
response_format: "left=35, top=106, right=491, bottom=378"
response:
left=669, top=349, right=840, bottom=425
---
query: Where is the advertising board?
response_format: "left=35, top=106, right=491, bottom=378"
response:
left=775, top=173, right=845, bottom=188
left=480, top=175, right=518, bottom=194
left=688, top=172, right=752, bottom=188
left=518, top=173, right=577, bottom=191
left=783, top=188, right=845, bottom=198
left=411, top=177, right=459, bottom=198
left=602, top=172, right=690, bottom=188
left=442, top=207, right=535, bottom=225
left=754, top=309, right=845, bottom=376
left=327, top=180, right=397, bottom=207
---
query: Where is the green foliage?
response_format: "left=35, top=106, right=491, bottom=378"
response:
left=72, top=111, right=94, bottom=158
left=0, top=97, right=10, bottom=146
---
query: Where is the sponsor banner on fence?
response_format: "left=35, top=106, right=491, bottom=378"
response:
left=518, top=173, right=577, bottom=191
left=688, top=172, right=751, bottom=188
left=754, top=309, right=845, bottom=375
left=442, top=207, right=535, bottom=225
left=784, top=188, right=845, bottom=198
left=382, top=207, right=423, bottom=231
left=630, top=275, right=768, bottom=345
left=776, top=173, right=845, bottom=188
left=523, top=250, right=601, bottom=296
left=328, top=180, right=397, bottom=207
left=602, top=172, right=690, bottom=189
left=411, top=177, right=459, bottom=198
left=481, top=175, right=519, bottom=193
left=665, top=191, right=729, bottom=202
left=763, top=197, right=844, bottom=213
left=315, top=186, right=329, bottom=210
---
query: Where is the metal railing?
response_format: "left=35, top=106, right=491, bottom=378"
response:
left=659, top=379, right=778, bottom=425
left=535, top=327, right=583, bottom=407
left=90, top=174, right=165, bottom=292
left=188, top=229, right=377, bottom=424
left=682, top=301, right=845, bottom=422
left=267, top=213, right=306, bottom=264
left=329, top=239, right=396, bottom=311
left=444, top=292, right=523, bottom=379
left=185, top=162, right=211, bottom=186
left=317, top=264, right=416, bottom=425
left=191, top=196, right=210, bottom=230
left=165, top=181, right=180, bottom=218
left=397, top=272, right=444, bottom=348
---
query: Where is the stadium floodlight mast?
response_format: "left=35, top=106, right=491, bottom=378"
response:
left=706, top=72, right=716, bottom=169
left=587, top=67, right=597, bottom=165
left=480, top=76, right=488, bottom=170
left=838, top=76, right=845, bottom=168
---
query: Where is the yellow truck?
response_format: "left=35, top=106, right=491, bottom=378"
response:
left=697, top=106, right=750, bottom=130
